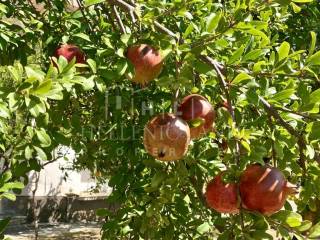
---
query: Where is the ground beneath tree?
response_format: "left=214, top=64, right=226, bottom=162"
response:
left=5, top=223, right=101, bottom=240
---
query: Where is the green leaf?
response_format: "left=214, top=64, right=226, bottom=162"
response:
left=247, top=29, right=270, bottom=45
left=307, top=50, right=320, bottom=66
left=272, top=89, right=295, bottom=101
left=116, top=59, right=128, bottom=76
left=1, top=192, right=16, bottom=201
left=243, top=49, right=267, bottom=61
left=151, top=172, right=166, bottom=188
left=1, top=171, right=12, bottom=183
left=197, top=222, right=210, bottom=234
left=36, top=128, right=51, bottom=147
left=240, top=140, right=251, bottom=152
left=0, top=218, right=10, bottom=234
left=272, top=210, right=302, bottom=228
left=309, top=221, right=320, bottom=238
left=278, top=41, right=290, bottom=62
left=31, top=80, right=52, bottom=96
left=308, top=31, right=316, bottom=57
left=83, top=0, right=104, bottom=7
left=0, top=103, right=10, bottom=118
left=206, top=12, right=221, bottom=32
left=74, top=33, right=91, bottom=42
left=290, top=2, right=301, bottom=13
left=251, top=230, right=273, bottom=239
left=25, top=67, right=45, bottom=83
left=87, top=59, right=97, bottom=74
left=309, top=89, right=320, bottom=104
left=70, top=76, right=95, bottom=90
left=0, top=182, right=24, bottom=192
left=307, top=122, right=320, bottom=140
left=188, top=118, right=205, bottom=128
left=34, top=146, right=47, bottom=161
left=232, top=72, right=252, bottom=84
left=25, top=145, right=33, bottom=160
left=296, top=220, right=312, bottom=232
left=228, top=46, right=245, bottom=64
left=8, top=65, right=22, bottom=82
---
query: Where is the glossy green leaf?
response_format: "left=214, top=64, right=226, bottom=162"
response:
left=206, top=12, right=221, bottom=32
left=228, top=46, right=245, bottom=64
left=309, top=222, right=320, bottom=238
left=307, top=50, right=320, bottom=66
left=232, top=72, right=252, bottom=84
left=36, top=128, right=51, bottom=147
left=308, top=31, right=316, bottom=57
left=278, top=41, right=290, bottom=61
left=196, top=222, right=210, bottom=234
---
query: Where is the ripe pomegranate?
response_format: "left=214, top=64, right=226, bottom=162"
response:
left=54, top=44, right=86, bottom=64
left=178, top=94, right=215, bottom=139
left=239, top=164, right=298, bottom=215
left=205, top=172, right=239, bottom=214
left=143, top=113, right=190, bottom=161
left=126, top=44, right=163, bottom=86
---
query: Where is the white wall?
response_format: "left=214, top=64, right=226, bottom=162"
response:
left=21, top=147, right=111, bottom=197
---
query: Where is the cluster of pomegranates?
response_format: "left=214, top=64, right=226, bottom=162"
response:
left=54, top=43, right=161, bottom=84
left=205, top=164, right=298, bottom=215
left=143, top=94, right=215, bottom=161
left=54, top=43, right=297, bottom=216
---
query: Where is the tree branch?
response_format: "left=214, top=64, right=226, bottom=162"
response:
left=199, top=56, right=234, bottom=119
left=258, top=96, right=307, bottom=172
left=106, top=0, right=177, bottom=41
left=108, top=0, right=135, bottom=12
left=154, top=21, right=178, bottom=41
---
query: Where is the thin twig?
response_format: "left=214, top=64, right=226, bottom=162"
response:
left=258, top=96, right=307, bottom=172
left=111, top=5, right=126, bottom=34
left=200, top=56, right=241, bottom=164
left=108, top=0, right=135, bottom=11
left=274, top=106, right=320, bottom=120
left=154, top=21, right=178, bottom=41
left=189, top=176, right=207, bottom=207
left=106, top=0, right=177, bottom=40
left=267, top=115, right=277, bottom=167
left=76, top=0, right=94, bottom=32
left=250, top=71, right=320, bottom=85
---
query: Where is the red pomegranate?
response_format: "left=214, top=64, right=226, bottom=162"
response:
left=143, top=113, right=190, bottom=161
left=239, top=164, right=298, bottom=215
left=205, top=172, right=239, bottom=214
left=178, top=94, right=215, bottom=139
left=126, top=44, right=163, bottom=86
left=54, top=44, right=86, bottom=64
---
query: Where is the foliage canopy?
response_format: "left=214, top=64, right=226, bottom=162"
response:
left=1, top=0, right=320, bottom=239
